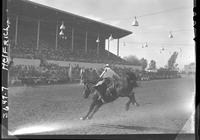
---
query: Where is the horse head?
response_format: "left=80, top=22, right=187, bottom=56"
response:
left=81, top=69, right=99, bottom=83
left=81, top=69, right=99, bottom=99
left=82, top=83, right=91, bottom=99
left=125, top=71, right=139, bottom=88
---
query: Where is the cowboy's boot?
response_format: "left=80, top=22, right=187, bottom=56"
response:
left=97, top=90, right=106, bottom=103
left=99, top=96, right=106, bottom=103
left=94, top=84, right=106, bottom=103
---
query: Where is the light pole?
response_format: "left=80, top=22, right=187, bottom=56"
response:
left=59, top=21, right=67, bottom=39
left=96, top=35, right=100, bottom=55
left=107, top=34, right=114, bottom=56
left=132, top=16, right=139, bottom=26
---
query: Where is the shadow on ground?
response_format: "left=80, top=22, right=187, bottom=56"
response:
left=95, top=124, right=178, bottom=133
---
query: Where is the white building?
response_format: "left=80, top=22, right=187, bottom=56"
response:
left=184, top=63, right=195, bottom=74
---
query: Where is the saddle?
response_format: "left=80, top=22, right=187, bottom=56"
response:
left=93, top=78, right=117, bottom=98
left=94, top=78, right=110, bottom=90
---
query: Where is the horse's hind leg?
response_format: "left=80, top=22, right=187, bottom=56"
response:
left=80, top=100, right=96, bottom=120
left=131, top=92, right=139, bottom=106
left=125, top=97, right=132, bottom=111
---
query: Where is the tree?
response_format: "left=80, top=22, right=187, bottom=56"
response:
left=140, top=58, right=148, bottom=71
left=148, top=60, right=156, bottom=70
left=123, top=55, right=141, bottom=65
left=167, top=51, right=178, bottom=70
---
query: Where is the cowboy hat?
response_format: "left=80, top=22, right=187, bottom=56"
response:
left=105, top=64, right=110, bottom=67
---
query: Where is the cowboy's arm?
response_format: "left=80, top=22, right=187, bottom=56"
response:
left=99, top=68, right=107, bottom=78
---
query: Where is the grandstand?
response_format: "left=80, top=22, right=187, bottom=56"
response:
left=7, top=0, right=142, bottom=85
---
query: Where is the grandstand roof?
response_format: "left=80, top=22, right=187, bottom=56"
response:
left=8, top=0, right=132, bottom=38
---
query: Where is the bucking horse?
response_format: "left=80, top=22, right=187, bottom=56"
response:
left=80, top=68, right=140, bottom=120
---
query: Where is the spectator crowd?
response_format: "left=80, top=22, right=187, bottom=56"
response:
left=9, top=61, right=139, bottom=86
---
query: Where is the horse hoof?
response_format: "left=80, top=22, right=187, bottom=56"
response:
left=80, top=117, right=85, bottom=120
left=86, top=117, right=92, bottom=120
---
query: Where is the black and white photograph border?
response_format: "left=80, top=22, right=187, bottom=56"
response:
left=1, top=0, right=197, bottom=139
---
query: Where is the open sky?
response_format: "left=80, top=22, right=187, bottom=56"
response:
left=30, top=0, right=195, bottom=69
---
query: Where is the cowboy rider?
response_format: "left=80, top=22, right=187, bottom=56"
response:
left=94, top=64, right=120, bottom=103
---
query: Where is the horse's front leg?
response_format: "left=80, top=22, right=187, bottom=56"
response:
left=80, top=100, right=96, bottom=120
left=87, top=101, right=103, bottom=119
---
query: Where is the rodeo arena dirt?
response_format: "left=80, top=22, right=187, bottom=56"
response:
left=5, top=0, right=195, bottom=139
